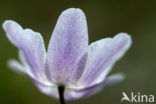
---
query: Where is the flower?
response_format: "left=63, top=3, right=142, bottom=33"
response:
left=3, top=8, right=131, bottom=101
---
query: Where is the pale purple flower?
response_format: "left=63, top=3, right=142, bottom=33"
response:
left=3, top=8, right=131, bottom=101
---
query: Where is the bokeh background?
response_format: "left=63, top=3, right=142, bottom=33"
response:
left=0, top=0, right=156, bottom=104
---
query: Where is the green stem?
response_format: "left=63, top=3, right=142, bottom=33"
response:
left=58, top=86, right=66, bottom=104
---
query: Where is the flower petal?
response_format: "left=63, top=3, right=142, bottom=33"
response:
left=65, top=73, right=125, bottom=101
left=31, top=73, right=124, bottom=101
left=8, top=59, right=26, bottom=74
left=32, top=79, right=59, bottom=99
left=78, top=33, right=131, bottom=88
left=46, top=8, right=88, bottom=85
left=102, top=73, right=125, bottom=86
left=3, top=20, right=46, bottom=79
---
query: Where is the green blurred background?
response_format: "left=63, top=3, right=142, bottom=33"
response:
left=0, top=0, right=156, bottom=104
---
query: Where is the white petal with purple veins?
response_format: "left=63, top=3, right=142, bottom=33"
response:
left=46, top=8, right=88, bottom=85
left=65, top=73, right=125, bottom=100
left=3, top=20, right=46, bottom=80
left=77, top=33, right=131, bottom=88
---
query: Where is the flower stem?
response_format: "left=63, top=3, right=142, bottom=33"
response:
left=58, top=85, right=66, bottom=104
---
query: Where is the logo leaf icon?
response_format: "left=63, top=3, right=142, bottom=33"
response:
left=121, top=92, right=131, bottom=102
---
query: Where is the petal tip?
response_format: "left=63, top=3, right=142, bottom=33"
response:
left=115, top=32, right=132, bottom=49
left=7, top=59, right=25, bottom=74
left=61, top=8, right=85, bottom=18
left=116, top=32, right=131, bottom=40
left=114, top=72, right=126, bottom=81
left=3, top=20, right=15, bottom=29
left=116, top=32, right=132, bottom=42
left=63, top=8, right=83, bottom=13
left=2, top=20, right=22, bottom=32
left=105, top=73, right=126, bottom=86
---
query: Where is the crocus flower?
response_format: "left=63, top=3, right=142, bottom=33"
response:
left=3, top=8, right=131, bottom=103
